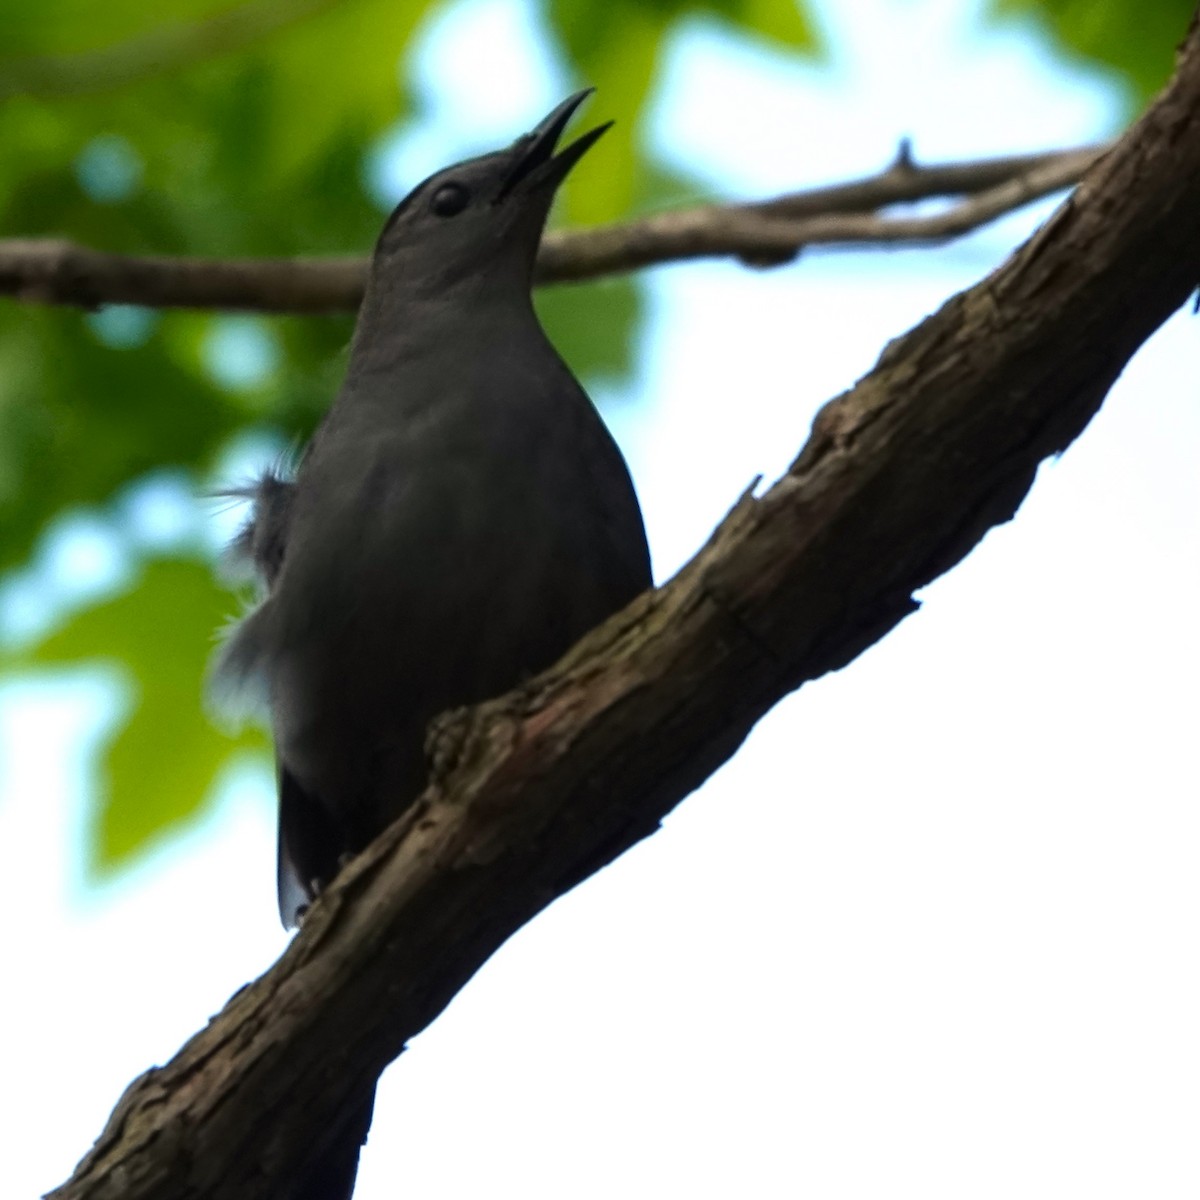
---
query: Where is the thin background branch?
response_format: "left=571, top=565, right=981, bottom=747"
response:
left=0, top=142, right=1106, bottom=313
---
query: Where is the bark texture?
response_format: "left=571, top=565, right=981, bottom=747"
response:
left=48, top=16, right=1200, bottom=1200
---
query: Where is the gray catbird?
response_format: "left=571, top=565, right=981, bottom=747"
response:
left=214, top=90, right=651, bottom=1200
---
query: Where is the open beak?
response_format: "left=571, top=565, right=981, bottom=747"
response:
left=496, top=88, right=611, bottom=202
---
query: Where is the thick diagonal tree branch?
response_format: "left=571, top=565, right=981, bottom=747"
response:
left=1, top=143, right=1101, bottom=313
left=47, top=16, right=1200, bottom=1200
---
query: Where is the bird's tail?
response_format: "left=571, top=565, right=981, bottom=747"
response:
left=289, top=1084, right=377, bottom=1200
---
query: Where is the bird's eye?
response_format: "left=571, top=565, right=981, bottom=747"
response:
left=430, top=183, right=470, bottom=217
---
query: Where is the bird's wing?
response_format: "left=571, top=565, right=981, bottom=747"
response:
left=277, top=760, right=346, bottom=929
left=276, top=769, right=312, bottom=931
left=207, top=596, right=274, bottom=724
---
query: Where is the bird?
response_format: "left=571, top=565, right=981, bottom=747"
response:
left=213, top=89, right=652, bottom=1200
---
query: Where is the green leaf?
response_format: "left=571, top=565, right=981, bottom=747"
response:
left=0, top=0, right=242, bottom=59
left=988, top=0, right=1193, bottom=106
left=0, top=1, right=439, bottom=568
left=0, top=310, right=244, bottom=573
left=548, top=0, right=817, bottom=224
left=723, top=0, right=819, bottom=50
left=536, top=275, right=644, bottom=386
left=17, top=557, right=265, bottom=878
left=541, top=0, right=819, bottom=384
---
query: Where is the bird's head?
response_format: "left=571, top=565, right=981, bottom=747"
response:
left=368, top=89, right=608, bottom=304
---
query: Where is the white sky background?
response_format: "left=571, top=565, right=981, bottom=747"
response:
left=2, top=0, right=1199, bottom=1197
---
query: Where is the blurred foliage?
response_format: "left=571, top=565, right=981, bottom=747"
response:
left=15, top=558, right=268, bottom=877
left=989, top=0, right=1195, bottom=105
left=0, top=0, right=1185, bottom=885
left=0, top=0, right=818, bottom=880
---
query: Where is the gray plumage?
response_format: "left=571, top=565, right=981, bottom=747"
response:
left=216, top=89, right=647, bottom=916
left=220, top=466, right=294, bottom=589
left=216, top=91, right=650, bottom=934
left=213, top=90, right=650, bottom=1200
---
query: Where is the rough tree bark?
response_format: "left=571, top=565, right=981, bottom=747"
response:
left=48, top=13, right=1200, bottom=1200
